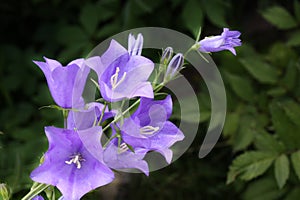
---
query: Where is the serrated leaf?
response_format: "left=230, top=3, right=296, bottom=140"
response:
left=261, top=6, right=298, bottom=30
left=203, top=0, right=228, bottom=27
left=243, top=177, right=285, bottom=200
left=182, top=0, right=204, bottom=37
left=224, top=71, right=254, bottom=101
left=79, top=4, right=99, bottom=35
left=281, top=100, right=300, bottom=125
left=254, top=130, right=285, bottom=153
left=287, top=31, right=300, bottom=46
left=274, top=154, right=289, bottom=189
left=240, top=57, right=278, bottom=84
left=291, top=150, right=300, bottom=180
left=233, top=115, right=256, bottom=151
left=270, top=101, right=300, bottom=149
left=227, top=151, right=276, bottom=184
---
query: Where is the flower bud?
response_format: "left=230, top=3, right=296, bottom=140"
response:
left=164, top=53, right=184, bottom=82
left=160, top=47, right=173, bottom=64
left=128, top=33, right=144, bottom=56
left=0, top=183, right=9, bottom=200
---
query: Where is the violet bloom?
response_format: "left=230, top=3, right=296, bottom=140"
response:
left=103, top=140, right=149, bottom=175
left=32, top=196, right=44, bottom=200
left=67, top=102, right=115, bottom=130
left=198, top=28, right=241, bottom=55
left=120, top=95, right=184, bottom=163
left=30, top=126, right=114, bottom=200
left=33, top=57, right=90, bottom=108
left=86, top=37, right=154, bottom=102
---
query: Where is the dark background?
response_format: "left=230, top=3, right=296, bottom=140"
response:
left=1, top=0, right=300, bottom=199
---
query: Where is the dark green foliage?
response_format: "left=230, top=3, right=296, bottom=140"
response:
left=1, top=0, right=300, bottom=199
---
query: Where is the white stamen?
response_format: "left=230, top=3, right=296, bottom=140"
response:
left=65, top=154, right=85, bottom=169
left=118, top=143, right=129, bottom=154
left=110, top=67, right=127, bottom=90
left=140, top=125, right=159, bottom=135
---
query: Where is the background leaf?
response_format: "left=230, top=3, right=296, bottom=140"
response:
left=274, top=154, right=289, bottom=189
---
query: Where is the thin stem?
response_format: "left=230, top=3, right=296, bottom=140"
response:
left=62, top=110, right=69, bottom=129
left=98, top=101, right=107, bottom=126
left=21, top=183, right=49, bottom=200
left=102, top=99, right=141, bottom=132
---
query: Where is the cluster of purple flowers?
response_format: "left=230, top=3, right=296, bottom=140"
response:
left=30, top=28, right=241, bottom=200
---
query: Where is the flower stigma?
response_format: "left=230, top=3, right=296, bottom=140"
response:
left=110, top=67, right=127, bottom=90
left=65, top=154, right=85, bottom=169
left=140, top=125, right=159, bottom=135
left=118, top=143, right=129, bottom=154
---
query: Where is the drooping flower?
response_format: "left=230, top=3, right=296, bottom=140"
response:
left=164, top=53, right=184, bottom=82
left=86, top=37, right=154, bottom=102
left=128, top=33, right=143, bottom=56
left=32, top=195, right=44, bottom=200
left=33, top=57, right=90, bottom=108
left=198, top=28, right=241, bottom=55
left=30, top=126, right=114, bottom=200
left=67, top=102, right=115, bottom=130
left=119, top=95, right=184, bottom=163
left=103, top=140, right=149, bottom=175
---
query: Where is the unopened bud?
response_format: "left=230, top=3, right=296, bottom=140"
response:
left=160, top=47, right=173, bottom=64
left=164, top=53, right=184, bottom=82
left=0, top=183, right=9, bottom=200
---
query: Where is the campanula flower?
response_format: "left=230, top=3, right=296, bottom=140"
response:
left=164, top=53, right=184, bottom=82
left=67, top=102, right=115, bottom=130
left=33, top=57, right=90, bottom=108
left=128, top=33, right=143, bottom=56
left=119, top=95, right=184, bottom=163
left=103, top=140, right=149, bottom=175
left=30, top=126, right=114, bottom=200
left=86, top=38, right=154, bottom=102
left=32, top=196, right=44, bottom=200
left=198, top=28, right=241, bottom=55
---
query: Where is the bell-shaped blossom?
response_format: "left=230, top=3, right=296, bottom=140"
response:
left=119, top=95, right=184, bottom=163
left=30, top=126, right=114, bottom=200
left=33, top=57, right=90, bottom=108
left=86, top=39, right=154, bottom=102
left=164, top=53, right=184, bottom=82
left=103, top=140, right=149, bottom=175
left=198, top=28, right=241, bottom=55
left=128, top=33, right=143, bottom=56
left=67, top=102, right=115, bottom=130
left=32, top=196, right=44, bottom=200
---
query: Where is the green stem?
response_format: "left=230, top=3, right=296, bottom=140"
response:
left=102, top=99, right=141, bottom=132
left=98, top=101, right=107, bottom=126
left=21, top=183, right=49, bottom=200
left=62, top=110, right=69, bottom=129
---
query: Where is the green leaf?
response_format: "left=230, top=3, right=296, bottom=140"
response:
left=240, top=57, right=279, bottom=84
left=203, top=0, right=228, bottom=27
left=291, top=150, right=300, bottom=180
left=281, top=100, right=300, bottom=125
left=282, top=61, right=298, bottom=90
left=227, top=151, right=276, bottom=184
left=233, top=115, right=256, bottom=151
left=274, top=154, right=289, bottom=189
left=182, top=0, right=204, bottom=37
left=270, top=101, right=300, bottom=149
left=294, top=0, right=300, bottom=22
left=243, top=177, right=285, bottom=200
left=224, top=71, right=254, bottom=101
left=284, top=187, right=300, bottom=200
left=223, top=112, right=239, bottom=137
left=79, top=4, right=99, bottom=35
left=261, top=6, right=298, bottom=30
left=287, top=31, right=300, bottom=46
left=254, top=130, right=285, bottom=153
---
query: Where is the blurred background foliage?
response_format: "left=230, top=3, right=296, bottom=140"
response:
left=1, top=0, right=300, bottom=199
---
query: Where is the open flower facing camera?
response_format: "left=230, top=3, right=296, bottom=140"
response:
left=19, top=28, right=241, bottom=200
